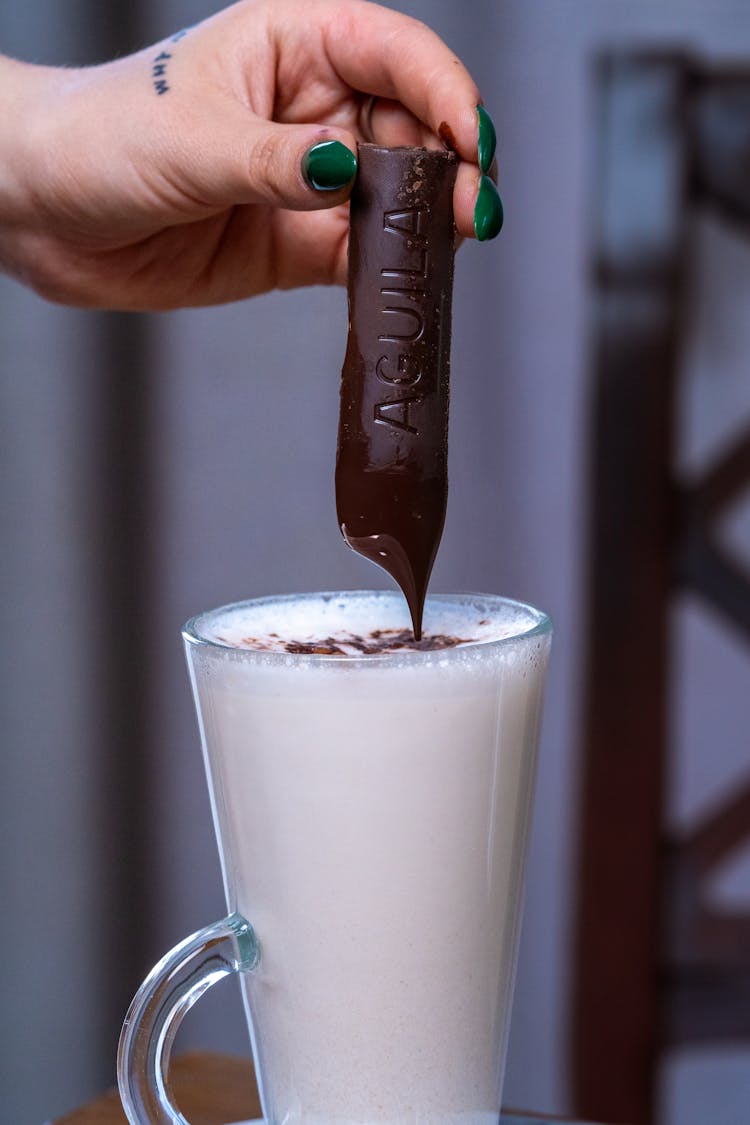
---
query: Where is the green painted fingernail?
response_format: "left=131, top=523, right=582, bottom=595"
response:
left=302, top=140, right=357, bottom=191
left=477, top=104, right=496, bottom=174
left=474, top=175, right=504, bottom=241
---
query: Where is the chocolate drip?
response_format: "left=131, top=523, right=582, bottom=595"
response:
left=336, top=144, right=458, bottom=640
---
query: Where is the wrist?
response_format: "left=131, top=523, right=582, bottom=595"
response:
left=0, top=56, right=67, bottom=221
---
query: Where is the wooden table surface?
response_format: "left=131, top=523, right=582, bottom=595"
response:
left=52, top=1053, right=262, bottom=1125
left=51, top=1051, right=598, bottom=1124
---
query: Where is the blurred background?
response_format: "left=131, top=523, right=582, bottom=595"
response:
left=1, top=2, right=749, bottom=1124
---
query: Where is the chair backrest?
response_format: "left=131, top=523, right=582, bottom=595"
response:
left=572, top=51, right=750, bottom=1125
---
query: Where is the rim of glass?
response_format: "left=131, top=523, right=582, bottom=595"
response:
left=182, top=590, right=552, bottom=663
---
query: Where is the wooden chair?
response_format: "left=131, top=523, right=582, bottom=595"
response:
left=572, top=51, right=750, bottom=1125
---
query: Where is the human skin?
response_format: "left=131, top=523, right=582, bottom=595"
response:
left=0, top=0, right=497, bottom=311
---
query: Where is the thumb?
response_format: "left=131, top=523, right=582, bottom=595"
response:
left=190, top=115, right=358, bottom=211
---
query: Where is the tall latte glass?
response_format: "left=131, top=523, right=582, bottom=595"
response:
left=118, top=591, right=551, bottom=1125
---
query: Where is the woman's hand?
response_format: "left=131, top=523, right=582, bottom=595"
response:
left=0, top=0, right=500, bottom=310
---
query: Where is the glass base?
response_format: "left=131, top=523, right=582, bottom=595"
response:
left=227, top=1118, right=596, bottom=1125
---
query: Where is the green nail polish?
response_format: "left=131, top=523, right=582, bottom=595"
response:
left=477, top=104, right=497, bottom=175
left=474, top=175, right=503, bottom=242
left=302, top=140, right=357, bottom=191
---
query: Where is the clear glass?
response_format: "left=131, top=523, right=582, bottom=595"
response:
left=118, top=591, right=552, bottom=1125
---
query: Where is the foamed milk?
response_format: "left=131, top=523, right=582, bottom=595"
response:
left=185, top=592, right=551, bottom=1125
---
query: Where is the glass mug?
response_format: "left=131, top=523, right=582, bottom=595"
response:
left=118, top=591, right=552, bottom=1125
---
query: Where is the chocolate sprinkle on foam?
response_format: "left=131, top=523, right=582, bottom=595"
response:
left=221, top=629, right=470, bottom=656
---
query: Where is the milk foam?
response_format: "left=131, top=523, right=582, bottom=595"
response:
left=189, top=591, right=546, bottom=656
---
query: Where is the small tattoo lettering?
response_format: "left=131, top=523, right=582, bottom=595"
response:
left=151, top=50, right=172, bottom=95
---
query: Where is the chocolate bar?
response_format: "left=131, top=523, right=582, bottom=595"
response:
left=336, top=143, right=458, bottom=639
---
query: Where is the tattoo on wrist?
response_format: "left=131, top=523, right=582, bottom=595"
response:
left=150, top=27, right=192, bottom=96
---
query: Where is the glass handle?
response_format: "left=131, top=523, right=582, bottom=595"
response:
left=117, top=912, right=260, bottom=1124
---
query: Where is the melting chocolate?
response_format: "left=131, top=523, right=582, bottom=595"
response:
left=335, top=144, right=458, bottom=640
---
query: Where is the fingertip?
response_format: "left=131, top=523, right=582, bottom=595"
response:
left=454, top=162, right=503, bottom=242
left=301, top=137, right=357, bottom=194
left=454, top=101, right=486, bottom=162
left=476, top=104, right=497, bottom=174
left=430, top=97, right=483, bottom=165
left=248, top=123, right=359, bottom=211
left=453, top=160, right=480, bottom=239
left=210, top=117, right=359, bottom=212
left=474, top=174, right=503, bottom=242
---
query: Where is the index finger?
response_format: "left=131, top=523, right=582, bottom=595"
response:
left=323, top=0, right=483, bottom=166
